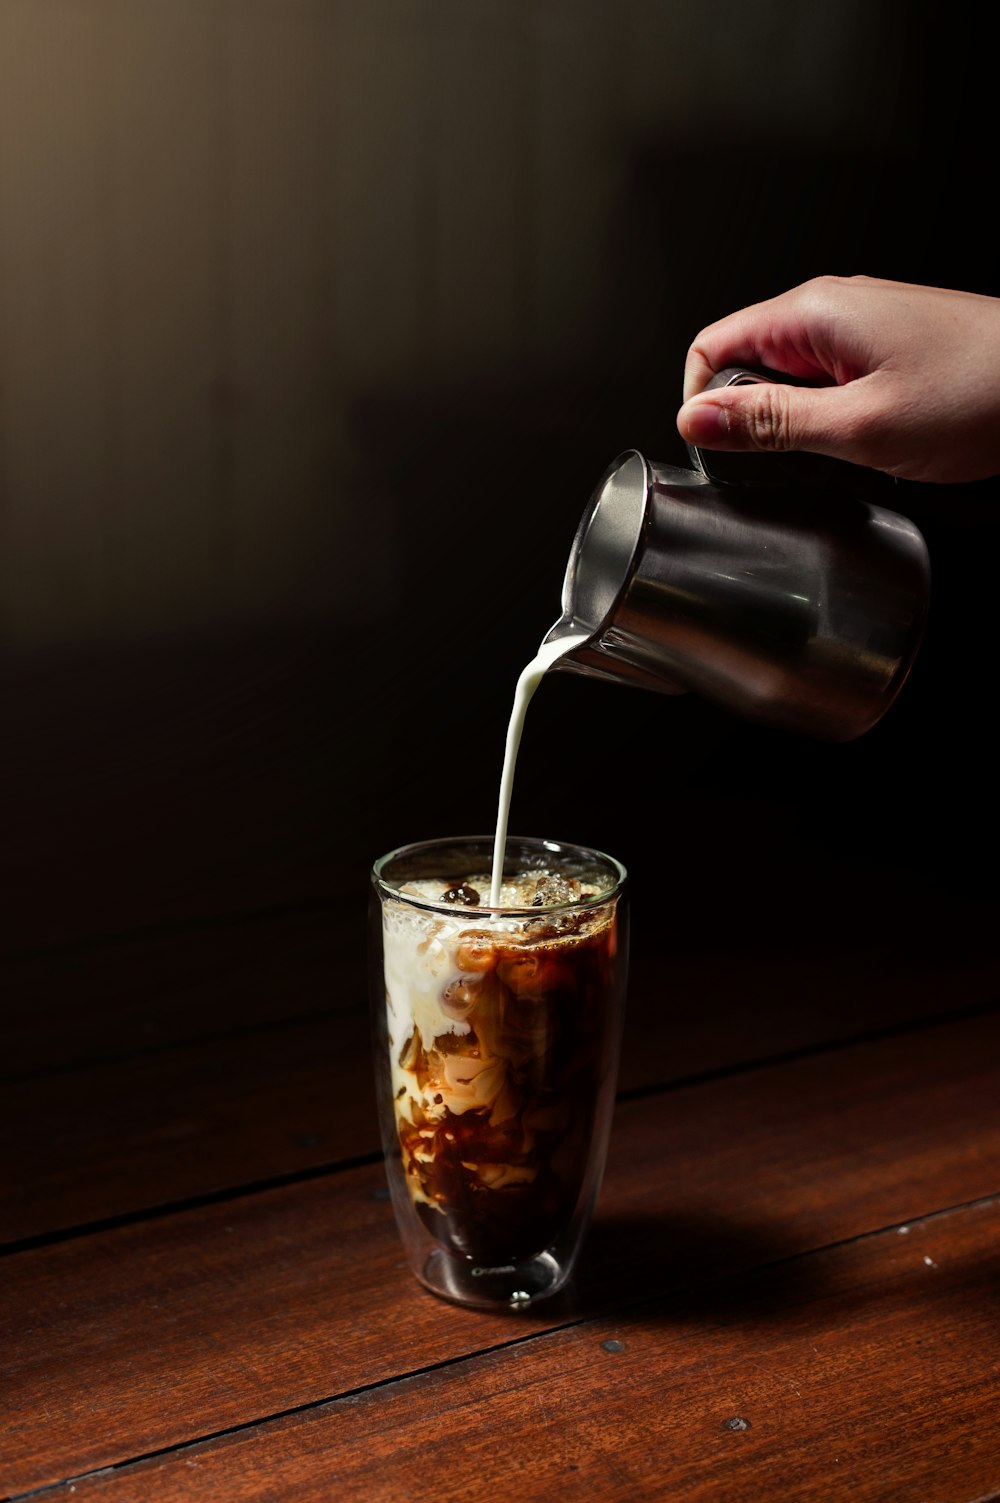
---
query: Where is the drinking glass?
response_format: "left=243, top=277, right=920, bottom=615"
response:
left=369, top=835, right=628, bottom=1311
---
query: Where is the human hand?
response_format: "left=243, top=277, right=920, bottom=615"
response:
left=676, top=275, right=1000, bottom=484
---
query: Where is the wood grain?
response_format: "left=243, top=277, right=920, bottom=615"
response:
left=5, top=876, right=998, bottom=1246
left=1, top=901, right=358, bottom=1085
left=3, top=1010, right=1000, bottom=1495
left=0, top=630, right=382, bottom=957
left=1, top=1011, right=374, bottom=1248
left=41, top=1197, right=1000, bottom=1503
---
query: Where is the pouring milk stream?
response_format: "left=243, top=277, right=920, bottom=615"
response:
left=369, top=386, right=932, bottom=1320
left=488, top=412, right=932, bottom=902
left=488, top=629, right=588, bottom=906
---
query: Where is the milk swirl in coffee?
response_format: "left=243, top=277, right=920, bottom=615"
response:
left=380, top=628, right=621, bottom=1269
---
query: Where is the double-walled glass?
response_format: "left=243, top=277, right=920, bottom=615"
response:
left=370, top=836, right=628, bottom=1312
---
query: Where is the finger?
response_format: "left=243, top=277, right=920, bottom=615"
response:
left=677, top=381, right=867, bottom=460
left=682, top=299, right=796, bottom=403
left=682, top=280, right=855, bottom=402
left=682, top=344, right=720, bottom=404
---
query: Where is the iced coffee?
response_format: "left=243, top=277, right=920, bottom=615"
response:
left=371, top=837, right=627, bottom=1309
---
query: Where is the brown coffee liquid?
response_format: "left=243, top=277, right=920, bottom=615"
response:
left=394, top=915, right=617, bottom=1267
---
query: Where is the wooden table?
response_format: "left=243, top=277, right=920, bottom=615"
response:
left=4, top=831, right=1000, bottom=1502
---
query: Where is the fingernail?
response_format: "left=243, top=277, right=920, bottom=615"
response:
left=682, top=400, right=730, bottom=446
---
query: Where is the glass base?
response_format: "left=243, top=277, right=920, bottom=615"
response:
left=419, top=1247, right=568, bottom=1311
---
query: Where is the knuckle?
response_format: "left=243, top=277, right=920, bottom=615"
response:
left=747, top=386, right=794, bottom=450
left=798, top=273, right=835, bottom=299
left=796, top=273, right=843, bottom=317
left=797, top=272, right=873, bottom=320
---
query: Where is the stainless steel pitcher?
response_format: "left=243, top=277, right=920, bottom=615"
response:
left=545, top=368, right=932, bottom=742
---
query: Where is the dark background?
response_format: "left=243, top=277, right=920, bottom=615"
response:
left=2, top=1, right=997, bottom=1014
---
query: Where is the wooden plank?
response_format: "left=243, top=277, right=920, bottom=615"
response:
left=0, top=628, right=387, bottom=957
left=0, top=1010, right=373, bottom=1248
left=0, top=0, right=226, bottom=646
left=330, top=0, right=428, bottom=389
left=46, top=1196, right=1000, bottom=1503
left=1, top=899, right=361, bottom=1084
left=423, top=0, right=529, bottom=376
left=4, top=876, right=998, bottom=1242
left=98, top=0, right=220, bottom=639
left=3, top=1010, right=1000, bottom=1493
left=0, top=659, right=351, bottom=955
left=6, top=716, right=995, bottom=1068
left=0, top=0, right=111, bottom=647
left=527, top=0, right=620, bottom=368
left=621, top=887, right=1000, bottom=1097
left=222, top=0, right=353, bottom=628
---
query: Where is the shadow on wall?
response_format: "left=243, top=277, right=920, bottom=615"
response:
left=0, top=0, right=959, bottom=654
left=2, top=0, right=997, bottom=951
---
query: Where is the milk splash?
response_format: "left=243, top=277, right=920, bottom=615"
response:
left=489, top=629, right=589, bottom=906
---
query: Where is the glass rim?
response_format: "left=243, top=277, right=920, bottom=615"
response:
left=371, top=834, right=627, bottom=918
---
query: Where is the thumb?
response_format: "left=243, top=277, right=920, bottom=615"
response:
left=677, top=382, right=842, bottom=458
